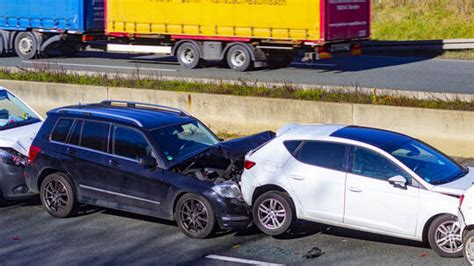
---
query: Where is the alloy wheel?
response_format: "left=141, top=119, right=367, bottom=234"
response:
left=43, top=179, right=69, bottom=213
left=179, top=198, right=209, bottom=234
left=435, top=220, right=463, bottom=254
left=466, top=235, right=474, bottom=263
left=257, top=198, right=287, bottom=230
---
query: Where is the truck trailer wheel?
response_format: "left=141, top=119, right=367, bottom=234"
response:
left=226, top=44, right=252, bottom=72
left=14, top=32, right=39, bottom=60
left=177, top=42, right=202, bottom=69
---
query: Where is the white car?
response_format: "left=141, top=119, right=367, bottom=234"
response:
left=459, top=186, right=474, bottom=264
left=241, top=124, right=473, bottom=257
left=0, top=87, right=42, bottom=203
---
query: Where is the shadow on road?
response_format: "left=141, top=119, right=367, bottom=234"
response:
left=39, top=50, right=436, bottom=73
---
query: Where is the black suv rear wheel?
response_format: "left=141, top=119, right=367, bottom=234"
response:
left=40, top=173, right=77, bottom=218
left=175, top=193, right=216, bottom=239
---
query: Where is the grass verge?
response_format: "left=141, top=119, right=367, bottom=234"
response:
left=0, top=67, right=473, bottom=111
left=372, top=0, right=474, bottom=40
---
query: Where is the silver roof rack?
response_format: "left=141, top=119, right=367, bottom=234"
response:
left=56, top=108, right=143, bottom=127
left=100, top=100, right=190, bottom=116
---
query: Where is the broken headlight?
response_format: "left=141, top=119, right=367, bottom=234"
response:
left=212, top=181, right=241, bottom=199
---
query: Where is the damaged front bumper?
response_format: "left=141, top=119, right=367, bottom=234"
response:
left=204, top=190, right=251, bottom=230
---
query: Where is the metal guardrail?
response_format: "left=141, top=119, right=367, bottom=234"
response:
left=362, top=39, right=474, bottom=51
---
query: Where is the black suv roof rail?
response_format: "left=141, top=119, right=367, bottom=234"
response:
left=56, top=108, right=144, bottom=127
left=100, top=100, right=190, bottom=116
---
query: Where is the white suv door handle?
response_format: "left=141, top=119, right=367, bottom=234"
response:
left=348, top=186, right=362, bottom=193
left=291, top=175, right=305, bottom=181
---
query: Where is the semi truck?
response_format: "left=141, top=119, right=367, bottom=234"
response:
left=0, top=0, right=370, bottom=71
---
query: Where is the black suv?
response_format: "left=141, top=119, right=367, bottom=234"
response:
left=25, top=100, right=274, bottom=238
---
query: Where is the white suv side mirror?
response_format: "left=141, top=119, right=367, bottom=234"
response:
left=388, top=175, right=408, bottom=188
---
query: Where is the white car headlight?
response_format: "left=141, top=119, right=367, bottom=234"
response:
left=212, top=181, right=241, bottom=198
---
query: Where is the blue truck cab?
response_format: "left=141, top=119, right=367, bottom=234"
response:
left=0, top=0, right=104, bottom=59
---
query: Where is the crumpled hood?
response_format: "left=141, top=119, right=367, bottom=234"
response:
left=0, top=122, right=43, bottom=156
left=171, top=131, right=275, bottom=169
left=206, top=131, right=276, bottom=159
left=431, top=167, right=474, bottom=196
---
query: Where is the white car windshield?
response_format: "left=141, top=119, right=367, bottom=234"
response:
left=151, top=121, right=220, bottom=163
left=389, top=139, right=468, bottom=185
left=0, top=90, right=41, bottom=131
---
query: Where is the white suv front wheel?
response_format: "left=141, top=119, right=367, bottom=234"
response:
left=252, top=191, right=295, bottom=236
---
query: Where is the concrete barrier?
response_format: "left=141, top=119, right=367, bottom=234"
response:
left=1, top=79, right=473, bottom=158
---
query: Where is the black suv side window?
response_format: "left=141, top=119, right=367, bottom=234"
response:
left=352, top=147, right=412, bottom=182
left=80, top=121, right=110, bottom=152
left=69, top=120, right=83, bottom=146
left=51, top=118, right=74, bottom=143
left=113, top=126, right=152, bottom=160
left=295, top=141, right=347, bottom=172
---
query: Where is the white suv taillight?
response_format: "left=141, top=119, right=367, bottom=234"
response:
left=460, top=194, right=465, bottom=208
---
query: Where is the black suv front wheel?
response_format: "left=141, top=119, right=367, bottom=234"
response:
left=40, top=173, right=77, bottom=218
left=175, top=193, right=216, bottom=239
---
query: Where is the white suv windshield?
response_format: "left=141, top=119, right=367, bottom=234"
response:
left=0, top=90, right=41, bottom=131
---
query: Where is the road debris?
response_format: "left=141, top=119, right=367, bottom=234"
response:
left=303, top=247, right=324, bottom=259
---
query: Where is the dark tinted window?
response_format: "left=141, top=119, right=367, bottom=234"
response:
left=69, top=120, right=83, bottom=146
left=80, top=121, right=109, bottom=152
left=284, top=141, right=301, bottom=154
left=51, top=119, right=73, bottom=143
left=352, top=147, right=411, bottom=182
left=295, top=141, right=347, bottom=171
left=113, top=126, right=152, bottom=160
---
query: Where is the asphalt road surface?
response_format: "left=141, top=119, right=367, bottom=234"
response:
left=1, top=52, right=473, bottom=94
left=0, top=197, right=466, bottom=266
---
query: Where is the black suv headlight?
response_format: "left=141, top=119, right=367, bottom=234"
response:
left=212, top=181, right=242, bottom=199
left=0, top=148, right=27, bottom=167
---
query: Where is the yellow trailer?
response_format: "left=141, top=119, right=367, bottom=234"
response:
left=105, top=0, right=370, bottom=71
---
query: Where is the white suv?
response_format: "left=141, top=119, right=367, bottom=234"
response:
left=459, top=186, right=474, bottom=264
left=241, top=124, right=473, bottom=257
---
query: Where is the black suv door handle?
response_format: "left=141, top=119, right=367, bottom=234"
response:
left=109, top=159, right=121, bottom=168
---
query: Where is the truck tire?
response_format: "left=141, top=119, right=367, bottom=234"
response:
left=427, top=214, right=463, bottom=257
left=14, top=32, right=39, bottom=60
left=177, top=42, right=202, bottom=69
left=226, top=44, right=252, bottom=72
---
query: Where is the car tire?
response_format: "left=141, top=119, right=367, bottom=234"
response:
left=175, top=193, right=216, bottom=239
left=40, top=173, right=77, bottom=218
left=252, top=191, right=295, bottom=236
left=464, top=230, right=474, bottom=264
left=14, top=32, right=38, bottom=60
left=427, top=214, right=463, bottom=257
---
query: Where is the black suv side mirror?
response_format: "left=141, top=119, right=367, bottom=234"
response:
left=138, top=156, right=157, bottom=168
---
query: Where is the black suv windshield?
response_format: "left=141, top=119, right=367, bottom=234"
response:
left=0, top=90, right=41, bottom=131
left=388, top=139, right=467, bottom=185
left=151, top=121, right=219, bottom=163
